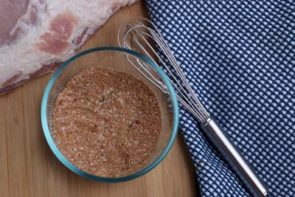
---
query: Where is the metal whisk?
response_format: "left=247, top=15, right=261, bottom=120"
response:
left=118, top=18, right=268, bottom=197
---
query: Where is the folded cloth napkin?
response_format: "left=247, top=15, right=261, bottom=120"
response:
left=146, top=0, right=295, bottom=196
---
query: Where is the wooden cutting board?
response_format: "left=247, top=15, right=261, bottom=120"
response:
left=0, top=2, right=198, bottom=197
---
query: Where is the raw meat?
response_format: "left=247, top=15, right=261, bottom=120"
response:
left=0, top=0, right=136, bottom=93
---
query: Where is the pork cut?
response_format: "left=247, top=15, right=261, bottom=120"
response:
left=0, top=0, right=136, bottom=93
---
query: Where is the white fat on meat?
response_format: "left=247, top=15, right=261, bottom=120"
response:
left=0, top=0, right=136, bottom=92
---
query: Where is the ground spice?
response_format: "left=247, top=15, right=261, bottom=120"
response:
left=52, top=67, right=161, bottom=177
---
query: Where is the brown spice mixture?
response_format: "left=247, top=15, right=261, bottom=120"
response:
left=52, top=67, right=161, bottom=177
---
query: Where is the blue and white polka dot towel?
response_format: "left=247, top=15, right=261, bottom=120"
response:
left=145, top=0, right=295, bottom=196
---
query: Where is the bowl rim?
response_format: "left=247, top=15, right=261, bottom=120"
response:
left=41, top=46, right=179, bottom=182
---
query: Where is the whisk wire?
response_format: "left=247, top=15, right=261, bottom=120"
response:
left=153, top=29, right=210, bottom=122
left=123, top=22, right=209, bottom=122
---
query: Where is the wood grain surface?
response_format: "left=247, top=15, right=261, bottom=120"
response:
left=0, top=2, right=198, bottom=197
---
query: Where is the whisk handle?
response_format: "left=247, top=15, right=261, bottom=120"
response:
left=201, top=118, right=268, bottom=197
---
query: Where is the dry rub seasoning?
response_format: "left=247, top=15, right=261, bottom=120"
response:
left=52, top=67, right=161, bottom=177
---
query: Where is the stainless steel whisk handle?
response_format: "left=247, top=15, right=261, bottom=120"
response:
left=202, top=118, right=268, bottom=197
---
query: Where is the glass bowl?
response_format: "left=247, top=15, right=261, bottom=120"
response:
left=41, top=46, right=179, bottom=182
